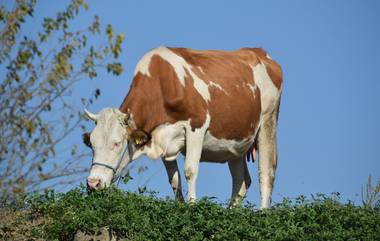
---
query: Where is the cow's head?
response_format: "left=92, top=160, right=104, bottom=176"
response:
left=83, top=108, right=149, bottom=190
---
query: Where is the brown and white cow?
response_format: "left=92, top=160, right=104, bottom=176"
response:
left=84, top=46, right=282, bottom=208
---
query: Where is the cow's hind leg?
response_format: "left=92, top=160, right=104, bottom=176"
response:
left=228, top=157, right=251, bottom=207
left=258, top=105, right=279, bottom=209
left=162, top=158, right=184, bottom=201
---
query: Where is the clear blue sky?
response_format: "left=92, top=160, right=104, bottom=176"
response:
left=30, top=0, right=380, bottom=205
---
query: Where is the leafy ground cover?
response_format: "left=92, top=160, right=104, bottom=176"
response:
left=1, top=186, right=379, bottom=241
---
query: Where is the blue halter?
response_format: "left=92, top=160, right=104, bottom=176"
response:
left=91, top=143, right=129, bottom=175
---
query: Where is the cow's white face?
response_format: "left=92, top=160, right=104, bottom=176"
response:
left=84, top=108, right=131, bottom=190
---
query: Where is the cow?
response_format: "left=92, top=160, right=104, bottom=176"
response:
left=83, top=46, right=282, bottom=208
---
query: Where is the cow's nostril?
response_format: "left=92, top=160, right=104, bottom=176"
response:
left=87, top=178, right=101, bottom=190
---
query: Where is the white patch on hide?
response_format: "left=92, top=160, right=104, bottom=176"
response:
left=202, top=132, right=254, bottom=162
left=245, top=82, right=257, bottom=97
left=132, top=120, right=188, bottom=161
left=135, top=47, right=211, bottom=102
left=251, top=63, right=279, bottom=115
left=209, top=81, right=228, bottom=95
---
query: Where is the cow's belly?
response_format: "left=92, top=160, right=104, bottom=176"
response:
left=151, top=122, right=255, bottom=163
left=199, top=131, right=255, bottom=163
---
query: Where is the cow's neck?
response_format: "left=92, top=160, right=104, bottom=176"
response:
left=119, top=73, right=172, bottom=135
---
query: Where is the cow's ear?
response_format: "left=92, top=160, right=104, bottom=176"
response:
left=130, top=130, right=150, bottom=147
left=82, top=132, right=92, bottom=148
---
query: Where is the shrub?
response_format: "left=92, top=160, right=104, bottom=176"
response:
left=23, top=187, right=380, bottom=241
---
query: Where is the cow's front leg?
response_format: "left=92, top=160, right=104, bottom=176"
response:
left=184, top=119, right=209, bottom=203
left=162, top=158, right=184, bottom=201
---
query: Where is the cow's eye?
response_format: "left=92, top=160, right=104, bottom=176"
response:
left=114, top=142, right=121, bottom=148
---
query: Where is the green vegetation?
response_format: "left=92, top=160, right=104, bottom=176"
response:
left=1, top=186, right=379, bottom=241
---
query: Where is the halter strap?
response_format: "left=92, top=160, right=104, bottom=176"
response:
left=92, top=143, right=129, bottom=174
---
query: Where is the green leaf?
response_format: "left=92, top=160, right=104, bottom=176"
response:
left=122, top=173, right=133, bottom=184
left=106, top=62, right=123, bottom=75
left=106, top=24, right=113, bottom=41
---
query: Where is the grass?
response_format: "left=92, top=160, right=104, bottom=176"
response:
left=1, top=186, right=379, bottom=241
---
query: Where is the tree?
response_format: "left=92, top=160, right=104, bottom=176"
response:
left=0, top=0, right=124, bottom=201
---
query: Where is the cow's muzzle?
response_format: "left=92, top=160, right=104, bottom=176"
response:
left=87, top=177, right=102, bottom=190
